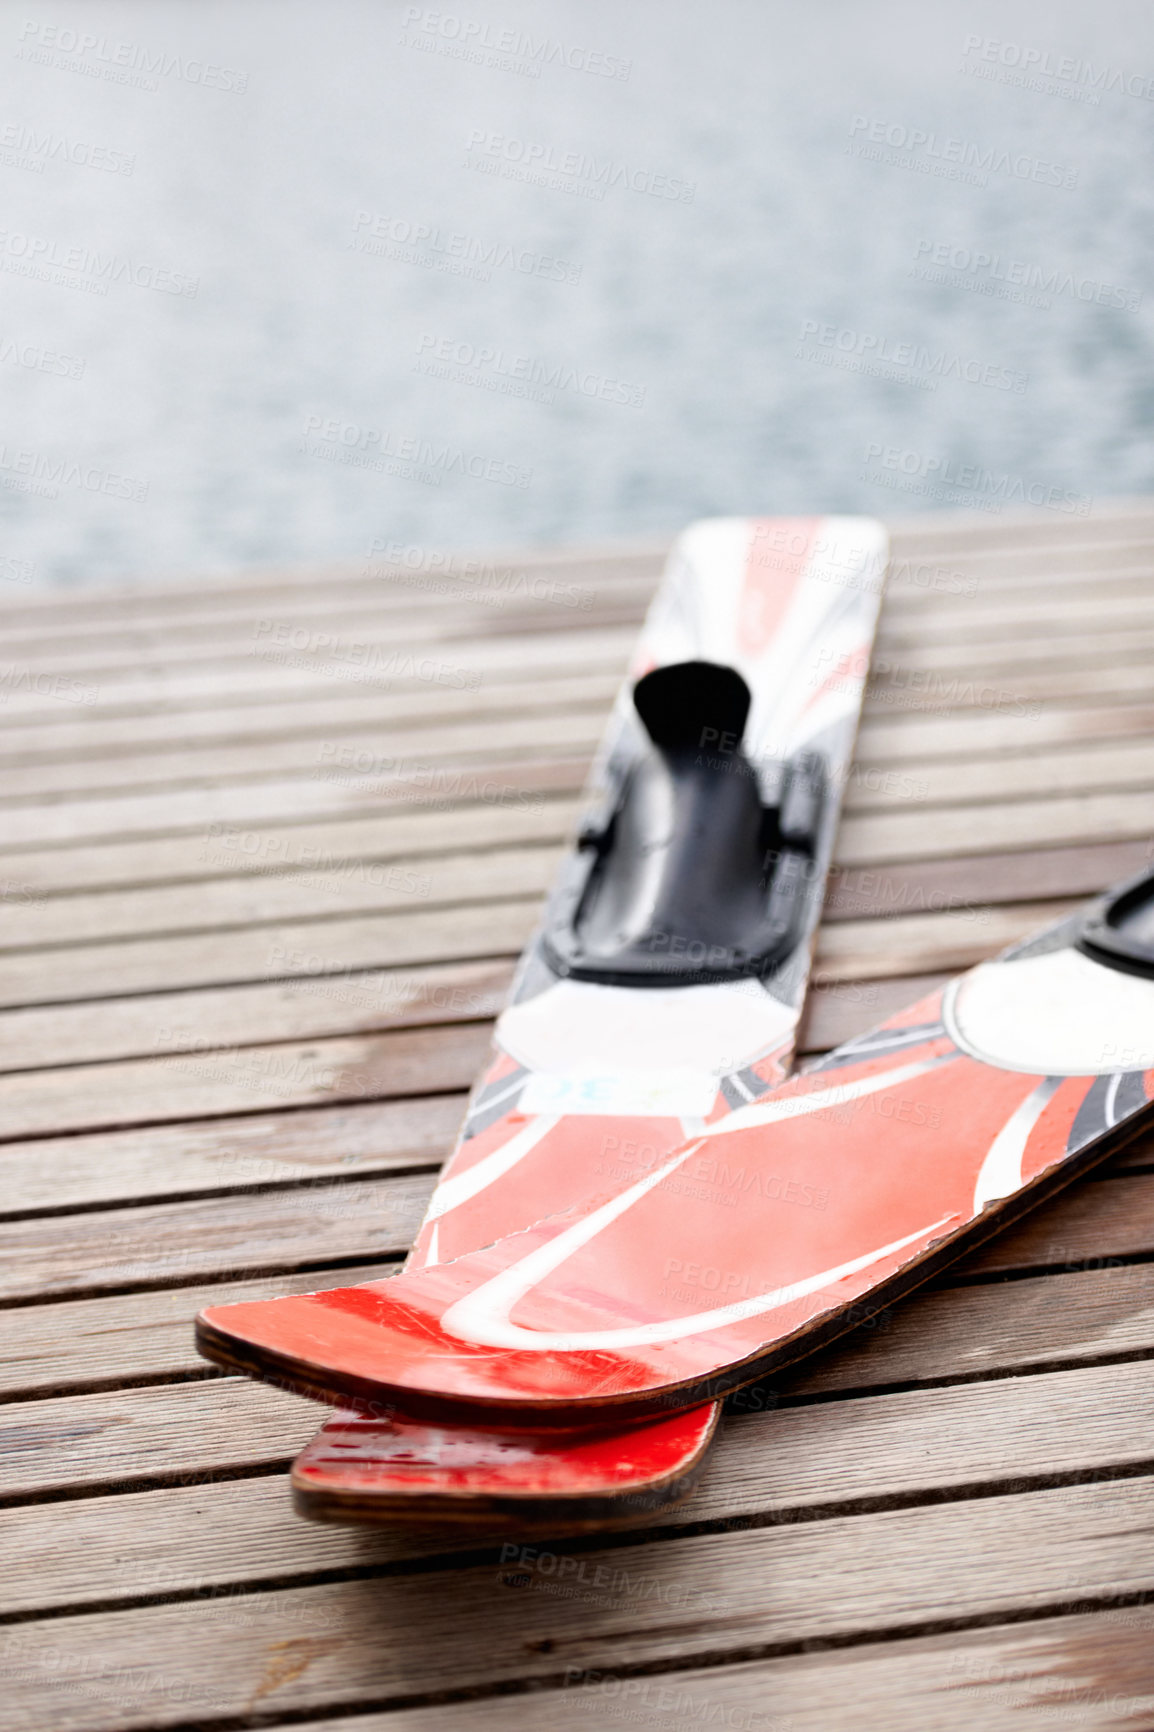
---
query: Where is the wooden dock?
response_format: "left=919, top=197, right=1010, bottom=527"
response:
left=2, top=503, right=1153, bottom=1730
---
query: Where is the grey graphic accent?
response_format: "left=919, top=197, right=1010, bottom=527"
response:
left=719, top=1063, right=778, bottom=1111
left=810, top=1022, right=947, bottom=1073
left=1067, top=1069, right=1149, bottom=1153
left=462, top=1065, right=530, bottom=1140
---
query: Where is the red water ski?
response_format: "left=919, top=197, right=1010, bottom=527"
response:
left=205, top=515, right=889, bottom=1520
left=199, top=870, right=1154, bottom=1432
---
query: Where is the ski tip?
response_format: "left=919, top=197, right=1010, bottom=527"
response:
left=195, top=1288, right=408, bottom=1412
left=290, top=1404, right=720, bottom=1529
left=193, top=1284, right=660, bottom=1422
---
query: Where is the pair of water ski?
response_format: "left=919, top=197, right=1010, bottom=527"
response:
left=197, top=517, right=1154, bottom=1526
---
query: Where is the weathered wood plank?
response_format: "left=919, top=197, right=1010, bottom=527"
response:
left=0, top=886, right=1080, bottom=1018
left=877, top=585, right=1154, bottom=642
left=0, top=899, right=542, bottom=1013
left=2, top=531, right=1146, bottom=668
left=20, top=600, right=1150, bottom=693
left=888, top=505, right=1154, bottom=551
left=0, top=757, right=591, bottom=852
left=0, top=712, right=607, bottom=806
left=0, top=1095, right=467, bottom=1217
left=0, top=959, right=511, bottom=1076
left=836, top=786, right=1154, bottom=865
left=1, top=794, right=582, bottom=897
left=822, top=839, right=1150, bottom=923
left=857, top=699, right=1154, bottom=766
left=0, top=958, right=956, bottom=1085
left=862, top=655, right=1154, bottom=714
left=816, top=898, right=1080, bottom=980
left=0, top=671, right=619, bottom=770
left=0, top=1460, right=1151, bottom=1693
left=0, top=969, right=939, bottom=1170
left=14, top=718, right=1150, bottom=862
left=871, top=622, right=1154, bottom=677
left=8, top=527, right=1145, bottom=678
left=0, top=844, right=560, bottom=952
left=0, top=573, right=659, bottom=661
left=2, top=740, right=1147, bottom=865
left=283, top=1608, right=1154, bottom=1732
left=0, top=783, right=1123, bottom=917
left=0, top=590, right=647, bottom=688
left=847, top=735, right=1154, bottom=812
left=0, top=544, right=666, bottom=626
left=6, top=723, right=1150, bottom=838
left=0, top=627, right=634, bottom=722
left=7, top=579, right=1154, bottom=703
left=0, top=1171, right=435, bottom=1301
left=0, top=1378, right=318, bottom=1503
left=4, top=690, right=1150, bottom=805
left=0, top=1020, right=493, bottom=1141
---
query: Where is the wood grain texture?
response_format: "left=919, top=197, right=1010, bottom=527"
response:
left=0, top=842, right=563, bottom=951
left=0, top=577, right=658, bottom=666
left=0, top=1095, right=468, bottom=1215
left=0, top=1020, right=494, bottom=1140
left=0, top=899, right=543, bottom=1012
left=815, top=897, right=1081, bottom=980
left=0, top=1171, right=435, bottom=1301
left=0, top=543, right=665, bottom=625
left=0, top=792, right=583, bottom=896
left=0, top=671, right=621, bottom=769
left=0, top=751, right=593, bottom=852
left=857, top=698, right=1154, bottom=764
left=0, top=959, right=512, bottom=1076
left=835, top=785, right=1154, bottom=865
left=862, top=653, right=1154, bottom=713
left=0, top=623, right=635, bottom=723
left=0, top=710, right=607, bottom=806
left=273, top=1608, right=1154, bottom=1732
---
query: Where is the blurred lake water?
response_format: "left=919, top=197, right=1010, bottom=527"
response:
left=2, top=0, right=1153, bottom=586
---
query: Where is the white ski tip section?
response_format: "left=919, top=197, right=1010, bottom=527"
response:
left=947, top=947, right=1154, bottom=1076
left=519, top=1070, right=720, bottom=1119
left=497, top=978, right=797, bottom=1076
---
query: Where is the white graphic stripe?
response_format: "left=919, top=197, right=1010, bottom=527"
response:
left=467, top=1071, right=528, bottom=1119
left=426, top=1114, right=560, bottom=1221
left=971, top=1077, right=1062, bottom=1212
left=442, top=1209, right=956, bottom=1354
left=701, top=1056, right=948, bottom=1138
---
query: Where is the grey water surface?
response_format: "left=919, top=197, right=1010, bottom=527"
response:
left=2, top=0, right=1153, bottom=587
